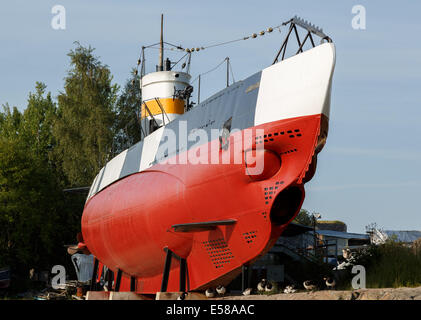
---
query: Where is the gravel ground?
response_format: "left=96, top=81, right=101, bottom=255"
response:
left=213, top=287, right=421, bottom=300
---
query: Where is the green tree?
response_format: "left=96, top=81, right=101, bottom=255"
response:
left=0, top=104, right=22, bottom=139
left=53, top=43, right=119, bottom=187
left=0, top=135, right=59, bottom=269
left=0, top=45, right=147, bottom=290
left=113, top=69, right=142, bottom=154
left=20, top=83, right=57, bottom=161
left=293, top=209, right=313, bottom=226
left=0, top=85, right=84, bottom=286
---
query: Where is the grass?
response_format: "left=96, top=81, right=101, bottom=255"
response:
left=354, top=240, right=421, bottom=288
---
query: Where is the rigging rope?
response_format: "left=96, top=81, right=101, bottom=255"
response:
left=185, top=24, right=283, bottom=52
left=191, top=57, right=228, bottom=84
left=135, top=22, right=285, bottom=87
left=137, top=22, right=284, bottom=63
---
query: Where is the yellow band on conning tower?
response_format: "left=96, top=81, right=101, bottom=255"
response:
left=141, top=98, right=185, bottom=119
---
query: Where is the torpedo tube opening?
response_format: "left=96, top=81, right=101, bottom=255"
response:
left=269, top=185, right=304, bottom=225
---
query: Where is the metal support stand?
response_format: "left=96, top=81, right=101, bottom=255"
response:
left=160, top=248, right=189, bottom=293
left=160, top=249, right=173, bottom=292
left=241, top=265, right=249, bottom=292
left=130, top=276, right=136, bottom=292
left=198, top=75, right=201, bottom=104
left=107, top=269, right=114, bottom=291
left=90, top=258, right=99, bottom=291
left=226, top=57, right=230, bottom=87
left=179, top=258, right=186, bottom=292
left=115, top=269, right=122, bottom=292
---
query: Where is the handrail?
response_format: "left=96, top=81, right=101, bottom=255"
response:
left=154, top=97, right=171, bottom=125
left=141, top=101, right=161, bottom=136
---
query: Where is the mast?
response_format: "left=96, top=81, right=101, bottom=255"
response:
left=158, top=14, right=164, bottom=71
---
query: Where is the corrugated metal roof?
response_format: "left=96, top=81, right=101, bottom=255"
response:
left=312, top=229, right=370, bottom=240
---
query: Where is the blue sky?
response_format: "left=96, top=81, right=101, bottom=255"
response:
left=1, top=1, right=420, bottom=233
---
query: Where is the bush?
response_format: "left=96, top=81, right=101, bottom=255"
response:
left=352, top=241, right=421, bottom=288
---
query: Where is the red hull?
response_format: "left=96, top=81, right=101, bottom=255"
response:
left=82, top=114, right=326, bottom=293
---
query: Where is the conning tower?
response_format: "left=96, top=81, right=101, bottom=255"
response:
left=140, top=14, right=192, bottom=136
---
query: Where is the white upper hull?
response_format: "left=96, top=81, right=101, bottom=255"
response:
left=254, top=42, right=335, bottom=126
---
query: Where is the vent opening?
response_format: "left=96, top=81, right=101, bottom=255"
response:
left=270, top=186, right=304, bottom=225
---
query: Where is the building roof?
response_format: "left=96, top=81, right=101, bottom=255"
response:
left=281, top=222, right=313, bottom=237
left=280, top=223, right=370, bottom=240
left=313, top=229, right=370, bottom=240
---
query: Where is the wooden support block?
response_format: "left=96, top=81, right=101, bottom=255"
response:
left=156, top=292, right=207, bottom=300
left=85, top=291, right=110, bottom=300
left=109, top=292, right=150, bottom=300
